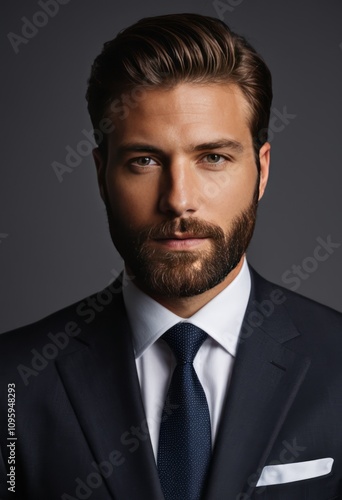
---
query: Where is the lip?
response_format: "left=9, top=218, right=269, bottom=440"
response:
left=156, top=233, right=207, bottom=240
left=153, top=235, right=208, bottom=249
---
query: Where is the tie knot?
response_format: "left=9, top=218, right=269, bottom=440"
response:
left=162, top=323, right=208, bottom=364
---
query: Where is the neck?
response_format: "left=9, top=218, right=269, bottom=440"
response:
left=128, top=257, right=244, bottom=318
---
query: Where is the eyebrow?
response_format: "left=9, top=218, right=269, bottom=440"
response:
left=116, top=144, right=164, bottom=158
left=191, top=139, right=244, bottom=154
left=116, top=139, right=244, bottom=158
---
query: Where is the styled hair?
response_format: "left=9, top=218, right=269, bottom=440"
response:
left=86, top=13, right=272, bottom=161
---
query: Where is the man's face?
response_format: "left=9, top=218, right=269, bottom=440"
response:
left=94, top=83, right=270, bottom=299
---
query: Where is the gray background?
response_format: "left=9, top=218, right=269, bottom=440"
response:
left=1, top=0, right=341, bottom=334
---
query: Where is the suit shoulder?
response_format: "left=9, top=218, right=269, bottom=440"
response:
left=0, top=278, right=125, bottom=352
left=251, top=266, right=342, bottom=340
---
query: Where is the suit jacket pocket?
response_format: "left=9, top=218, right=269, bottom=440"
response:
left=251, top=472, right=337, bottom=499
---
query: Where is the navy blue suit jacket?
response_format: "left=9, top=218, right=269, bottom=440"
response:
left=1, top=268, right=342, bottom=499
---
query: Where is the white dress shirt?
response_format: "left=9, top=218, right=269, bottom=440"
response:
left=122, top=258, right=251, bottom=460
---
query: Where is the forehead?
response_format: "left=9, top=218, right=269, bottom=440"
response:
left=107, top=83, right=253, bottom=148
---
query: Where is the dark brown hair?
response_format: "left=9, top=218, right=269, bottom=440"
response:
left=86, top=13, right=272, bottom=161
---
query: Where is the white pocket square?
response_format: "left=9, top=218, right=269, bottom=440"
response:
left=256, top=457, right=334, bottom=487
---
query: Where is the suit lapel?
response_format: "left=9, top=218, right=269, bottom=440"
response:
left=54, top=269, right=311, bottom=500
left=56, top=292, right=164, bottom=500
left=203, top=269, right=311, bottom=500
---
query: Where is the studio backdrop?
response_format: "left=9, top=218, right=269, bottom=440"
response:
left=1, top=0, right=341, bottom=333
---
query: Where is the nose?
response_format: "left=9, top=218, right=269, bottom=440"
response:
left=158, top=160, right=200, bottom=217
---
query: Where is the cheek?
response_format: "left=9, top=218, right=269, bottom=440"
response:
left=205, top=170, right=257, bottom=215
left=106, top=174, right=157, bottom=227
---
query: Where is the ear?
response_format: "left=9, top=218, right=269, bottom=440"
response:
left=258, top=142, right=271, bottom=201
left=93, top=147, right=106, bottom=202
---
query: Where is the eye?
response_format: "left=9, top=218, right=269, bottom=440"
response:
left=203, top=154, right=226, bottom=164
left=130, top=156, right=158, bottom=167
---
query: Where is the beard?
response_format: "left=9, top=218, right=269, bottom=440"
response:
left=103, top=181, right=259, bottom=299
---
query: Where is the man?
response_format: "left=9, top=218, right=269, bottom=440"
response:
left=0, top=12, right=341, bottom=500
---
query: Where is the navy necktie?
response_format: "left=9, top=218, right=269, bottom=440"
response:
left=157, top=323, right=212, bottom=500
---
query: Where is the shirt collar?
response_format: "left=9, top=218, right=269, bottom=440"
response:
left=123, top=257, right=251, bottom=359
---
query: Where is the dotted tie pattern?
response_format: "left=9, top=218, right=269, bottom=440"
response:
left=157, top=323, right=212, bottom=500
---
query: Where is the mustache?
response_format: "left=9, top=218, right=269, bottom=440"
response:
left=138, top=218, right=225, bottom=241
